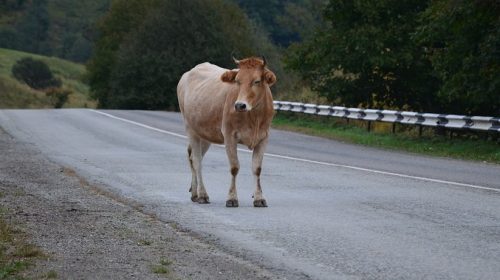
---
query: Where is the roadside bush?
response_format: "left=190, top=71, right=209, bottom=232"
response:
left=45, top=87, right=71, bottom=108
left=11, top=57, right=61, bottom=89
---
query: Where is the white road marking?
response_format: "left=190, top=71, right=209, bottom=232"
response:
left=91, top=109, right=500, bottom=193
left=92, top=110, right=187, bottom=139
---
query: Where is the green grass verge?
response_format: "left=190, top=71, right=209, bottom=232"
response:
left=0, top=48, right=96, bottom=109
left=272, top=112, right=500, bottom=164
left=0, top=206, right=46, bottom=279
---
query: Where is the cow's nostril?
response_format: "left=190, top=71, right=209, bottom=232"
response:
left=235, top=102, right=247, bottom=111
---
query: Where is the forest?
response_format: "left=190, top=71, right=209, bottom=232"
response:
left=1, top=0, right=498, bottom=116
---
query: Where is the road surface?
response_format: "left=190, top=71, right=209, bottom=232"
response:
left=1, top=109, right=499, bottom=279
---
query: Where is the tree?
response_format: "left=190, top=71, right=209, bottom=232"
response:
left=416, top=0, right=500, bottom=116
left=0, top=0, right=27, bottom=11
left=0, top=26, right=21, bottom=50
left=286, top=0, right=440, bottom=111
left=86, top=0, right=161, bottom=108
left=276, top=0, right=327, bottom=42
left=15, top=0, right=51, bottom=55
left=0, top=0, right=26, bottom=47
left=0, top=0, right=50, bottom=54
left=88, top=0, right=282, bottom=109
left=235, top=0, right=308, bottom=47
left=0, top=0, right=110, bottom=62
left=67, top=35, right=93, bottom=62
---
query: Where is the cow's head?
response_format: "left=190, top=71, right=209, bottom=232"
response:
left=221, top=56, right=276, bottom=112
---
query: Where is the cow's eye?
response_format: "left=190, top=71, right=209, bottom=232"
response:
left=253, top=80, right=261, bottom=85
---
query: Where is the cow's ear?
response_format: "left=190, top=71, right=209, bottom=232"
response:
left=264, top=70, right=276, bottom=86
left=221, top=70, right=238, bottom=83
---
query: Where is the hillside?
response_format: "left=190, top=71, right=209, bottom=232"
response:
left=0, top=48, right=96, bottom=108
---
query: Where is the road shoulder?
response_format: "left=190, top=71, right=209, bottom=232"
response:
left=0, top=128, right=273, bottom=279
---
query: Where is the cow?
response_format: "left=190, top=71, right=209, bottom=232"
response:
left=177, top=57, right=276, bottom=207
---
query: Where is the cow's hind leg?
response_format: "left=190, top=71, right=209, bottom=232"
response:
left=187, top=145, right=198, bottom=202
left=189, top=136, right=211, bottom=204
left=252, top=138, right=268, bottom=207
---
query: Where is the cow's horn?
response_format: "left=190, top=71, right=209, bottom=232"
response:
left=232, top=53, right=240, bottom=65
left=262, top=55, right=267, bottom=67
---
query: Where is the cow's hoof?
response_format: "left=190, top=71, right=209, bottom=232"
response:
left=226, top=199, right=239, bottom=207
left=253, top=199, right=268, bottom=207
left=190, top=195, right=198, bottom=202
left=197, top=197, right=210, bottom=204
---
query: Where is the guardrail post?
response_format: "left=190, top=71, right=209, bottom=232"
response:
left=435, top=126, right=446, bottom=136
left=392, top=123, right=396, bottom=134
left=367, top=121, right=372, bottom=132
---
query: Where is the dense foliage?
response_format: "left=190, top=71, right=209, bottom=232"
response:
left=87, top=0, right=283, bottom=109
left=2, top=0, right=497, bottom=116
left=235, top=0, right=326, bottom=46
left=286, top=0, right=500, bottom=116
left=85, top=0, right=160, bottom=108
left=286, top=0, right=439, bottom=111
left=0, top=0, right=109, bottom=62
left=12, top=57, right=61, bottom=89
left=0, top=0, right=50, bottom=54
left=415, top=0, right=500, bottom=115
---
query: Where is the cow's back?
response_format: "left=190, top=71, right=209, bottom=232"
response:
left=177, top=62, right=233, bottom=144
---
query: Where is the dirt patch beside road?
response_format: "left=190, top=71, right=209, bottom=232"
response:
left=0, top=128, right=274, bottom=279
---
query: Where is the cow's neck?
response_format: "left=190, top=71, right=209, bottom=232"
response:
left=246, top=90, right=273, bottom=149
left=250, top=89, right=273, bottom=123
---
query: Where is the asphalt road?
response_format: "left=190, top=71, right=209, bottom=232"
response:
left=1, top=109, right=499, bottom=280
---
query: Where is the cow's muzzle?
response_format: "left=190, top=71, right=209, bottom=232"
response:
left=234, top=101, right=249, bottom=112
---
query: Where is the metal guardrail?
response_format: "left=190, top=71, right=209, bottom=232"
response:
left=273, top=101, right=500, bottom=132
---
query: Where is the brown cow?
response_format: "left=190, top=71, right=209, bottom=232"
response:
left=177, top=57, right=276, bottom=207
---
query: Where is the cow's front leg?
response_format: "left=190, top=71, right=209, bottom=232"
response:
left=252, top=138, right=268, bottom=207
left=225, top=138, right=239, bottom=207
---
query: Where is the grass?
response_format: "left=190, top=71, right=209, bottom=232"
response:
left=151, top=258, right=172, bottom=274
left=152, top=264, right=170, bottom=274
left=14, top=244, right=45, bottom=258
left=138, top=239, right=153, bottom=246
left=151, top=257, right=172, bottom=276
left=0, top=206, right=46, bottom=279
left=45, top=270, right=58, bottom=279
left=0, top=261, right=30, bottom=279
left=272, top=112, right=500, bottom=164
left=0, top=48, right=96, bottom=109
